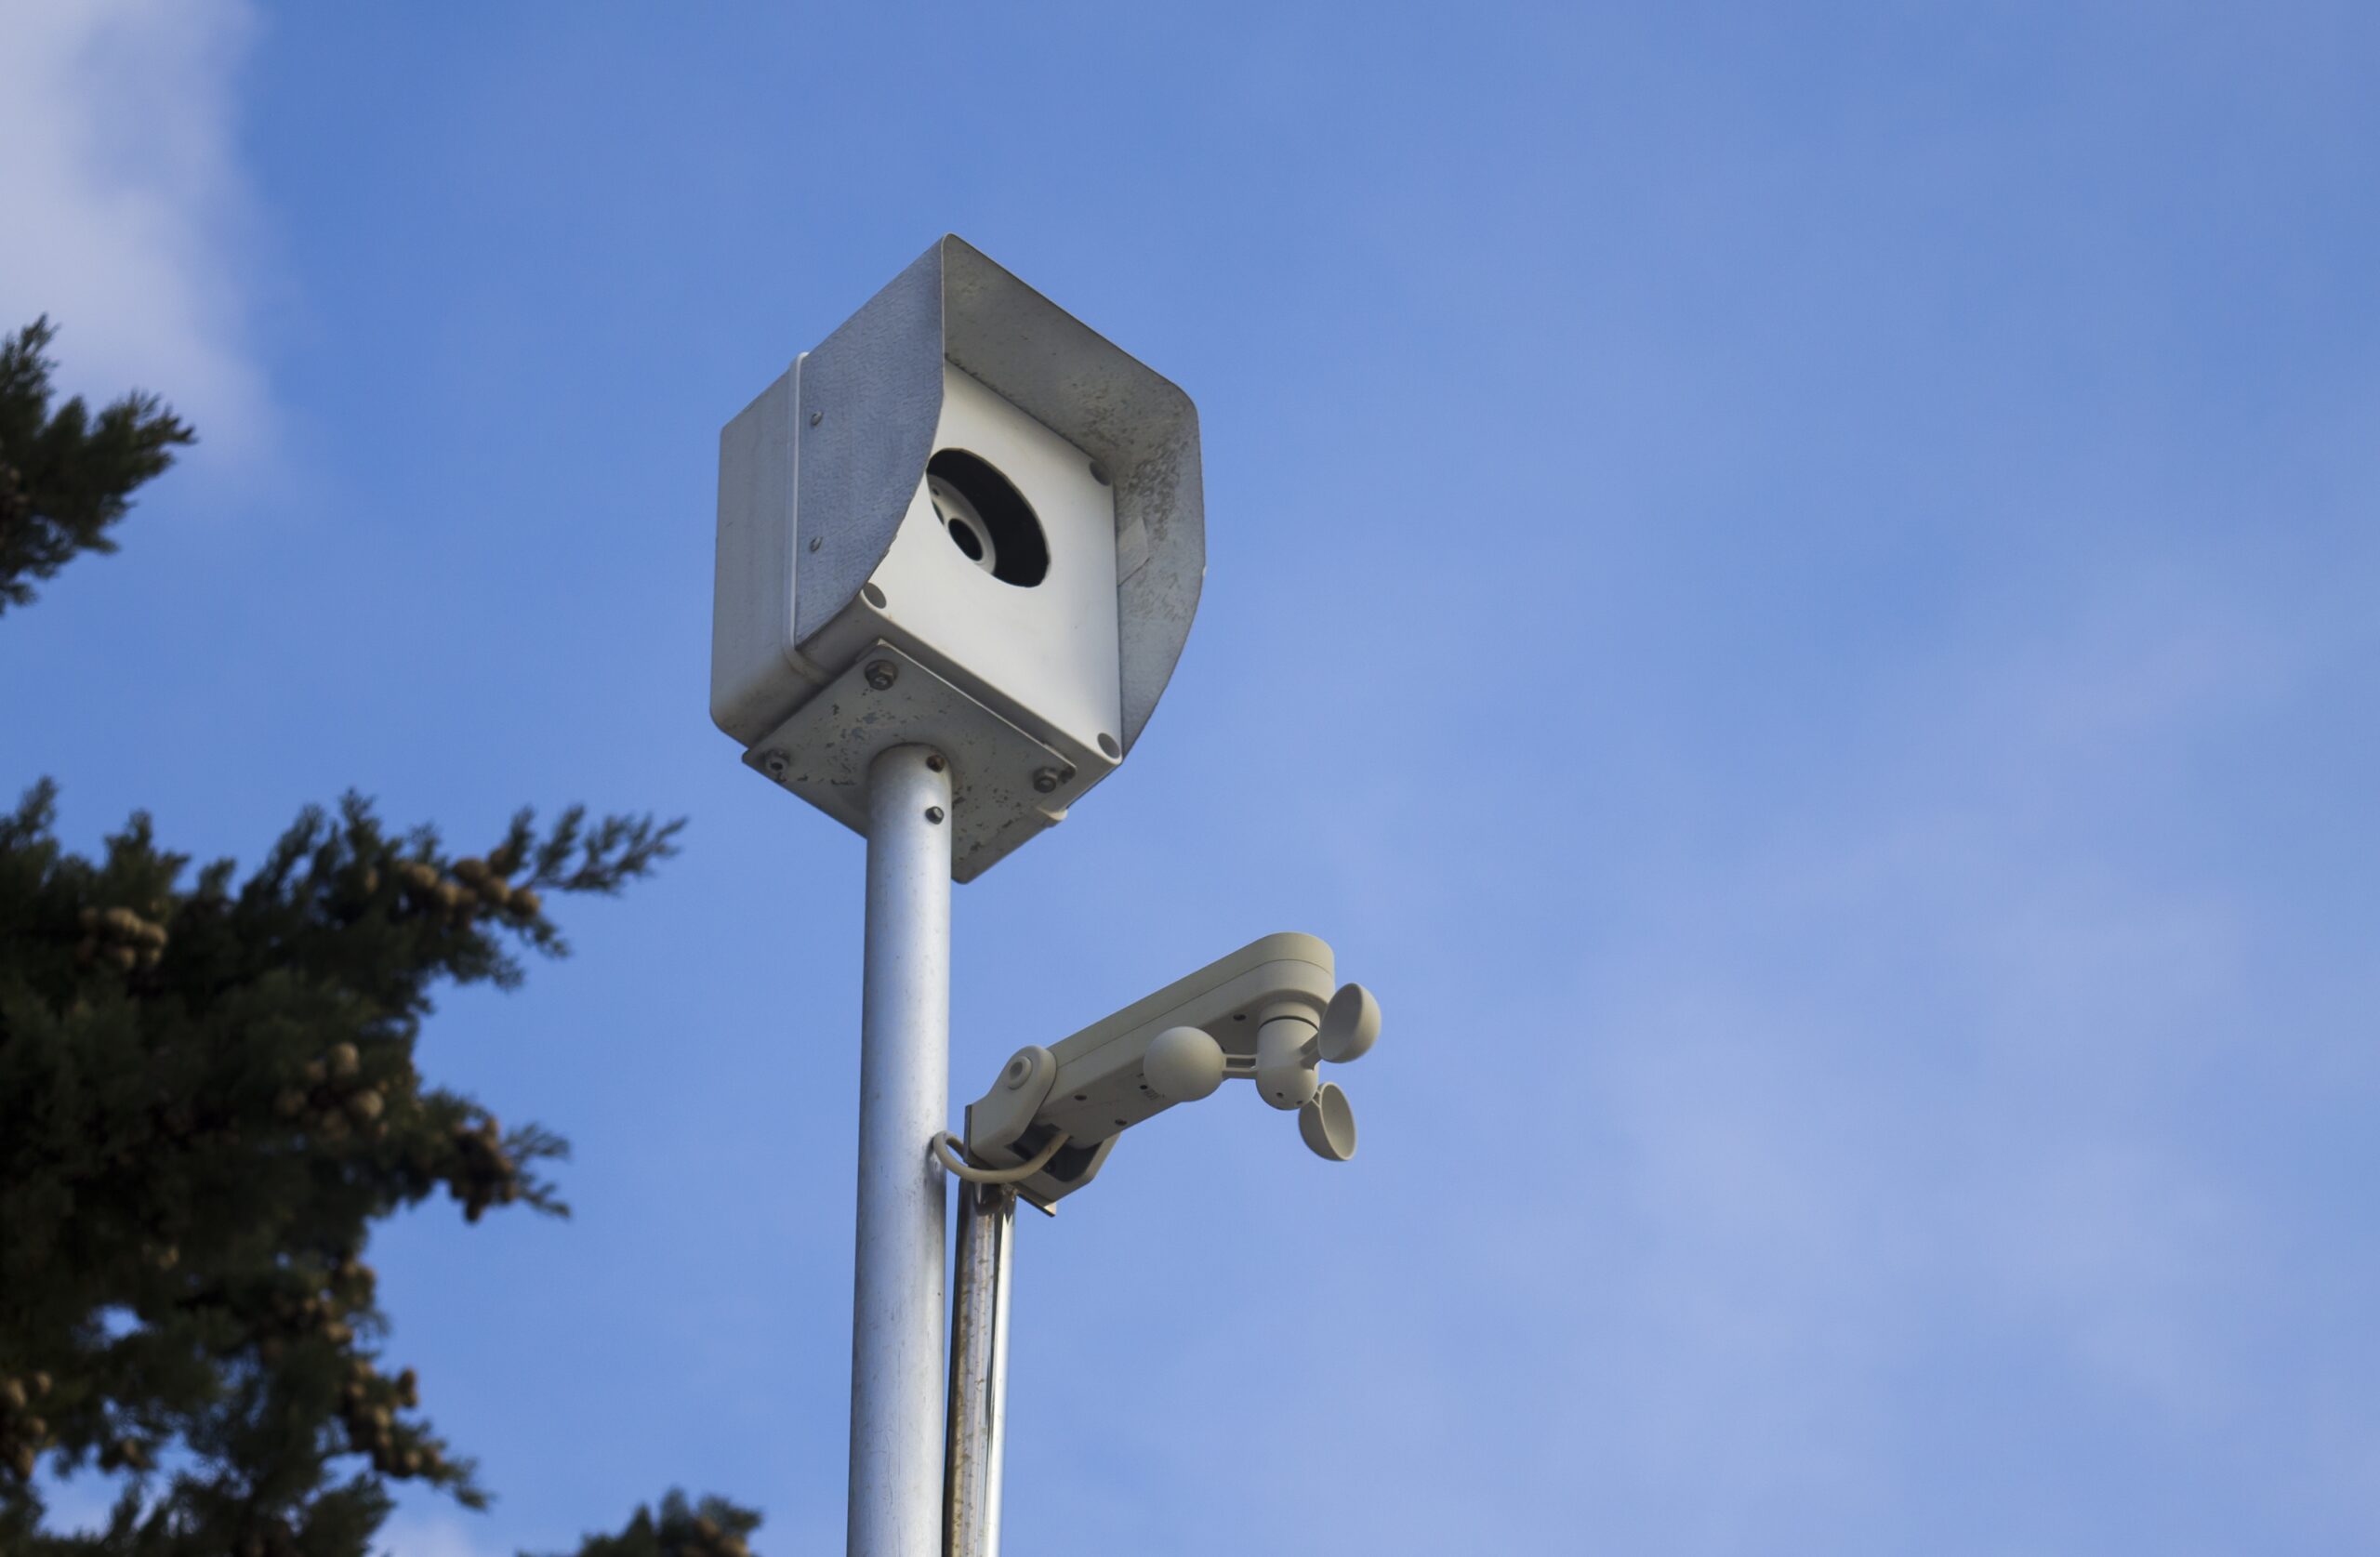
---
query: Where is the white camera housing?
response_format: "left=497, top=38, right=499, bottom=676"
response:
left=710, top=236, right=1205, bottom=880
left=960, top=933, right=1381, bottom=1209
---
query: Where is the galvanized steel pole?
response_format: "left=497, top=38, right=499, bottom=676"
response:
left=850, top=745, right=954, bottom=1557
left=943, top=1181, right=1016, bottom=1557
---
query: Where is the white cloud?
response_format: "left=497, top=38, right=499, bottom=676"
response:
left=0, top=0, right=270, bottom=460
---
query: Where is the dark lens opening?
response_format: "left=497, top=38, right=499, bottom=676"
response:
left=927, top=448, right=1048, bottom=587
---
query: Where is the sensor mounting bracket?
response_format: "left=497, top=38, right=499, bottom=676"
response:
left=742, top=640, right=1095, bottom=881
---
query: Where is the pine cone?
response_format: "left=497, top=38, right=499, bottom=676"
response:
left=328, top=1042, right=361, bottom=1079
left=453, top=857, right=491, bottom=886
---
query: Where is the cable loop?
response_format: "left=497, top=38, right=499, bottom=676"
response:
left=930, top=1128, right=1069, bottom=1185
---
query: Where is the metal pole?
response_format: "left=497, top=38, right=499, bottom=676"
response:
left=944, top=1181, right=1016, bottom=1557
left=981, top=1183, right=1014, bottom=1557
left=850, top=745, right=954, bottom=1557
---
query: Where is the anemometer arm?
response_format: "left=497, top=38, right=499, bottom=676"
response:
left=945, top=933, right=1382, bottom=1210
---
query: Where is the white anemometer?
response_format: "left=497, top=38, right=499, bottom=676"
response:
left=939, top=934, right=1382, bottom=1209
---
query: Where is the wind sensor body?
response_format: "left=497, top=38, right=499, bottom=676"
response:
left=960, top=934, right=1382, bottom=1210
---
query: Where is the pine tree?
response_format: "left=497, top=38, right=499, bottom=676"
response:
left=0, top=321, right=759, bottom=1557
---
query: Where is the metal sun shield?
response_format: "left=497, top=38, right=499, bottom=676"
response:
left=711, top=235, right=1206, bottom=880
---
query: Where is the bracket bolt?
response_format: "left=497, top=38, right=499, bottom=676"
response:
left=865, top=660, right=898, bottom=691
left=1031, top=766, right=1074, bottom=794
left=760, top=749, right=789, bottom=778
left=924, top=806, right=945, bottom=825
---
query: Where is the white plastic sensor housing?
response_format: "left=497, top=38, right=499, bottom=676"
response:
left=960, top=933, right=1380, bottom=1208
left=710, top=235, right=1205, bottom=882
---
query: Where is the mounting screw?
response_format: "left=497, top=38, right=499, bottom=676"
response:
left=925, top=754, right=945, bottom=772
left=1031, top=766, right=1072, bottom=794
left=808, top=536, right=822, bottom=552
left=865, top=660, right=898, bottom=691
left=760, top=749, right=789, bottom=778
left=809, top=410, right=823, bottom=427
left=924, top=806, right=945, bottom=825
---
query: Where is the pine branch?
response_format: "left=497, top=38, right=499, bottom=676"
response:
left=534, top=1488, right=763, bottom=1557
left=0, top=320, right=194, bottom=614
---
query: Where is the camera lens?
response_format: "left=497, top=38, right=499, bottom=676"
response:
left=926, top=451, right=1048, bottom=587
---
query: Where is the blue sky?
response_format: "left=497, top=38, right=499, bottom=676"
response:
left=5, top=3, right=2376, bottom=1553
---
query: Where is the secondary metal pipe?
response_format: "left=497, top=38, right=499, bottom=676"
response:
left=850, top=745, right=955, bottom=1557
left=944, top=1181, right=1017, bottom=1557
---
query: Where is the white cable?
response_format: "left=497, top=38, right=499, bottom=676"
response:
left=931, top=1129, right=1070, bottom=1185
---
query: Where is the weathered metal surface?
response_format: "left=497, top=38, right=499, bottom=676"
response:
left=943, top=1181, right=1016, bottom=1557
left=743, top=640, right=1090, bottom=883
left=714, top=235, right=1204, bottom=762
